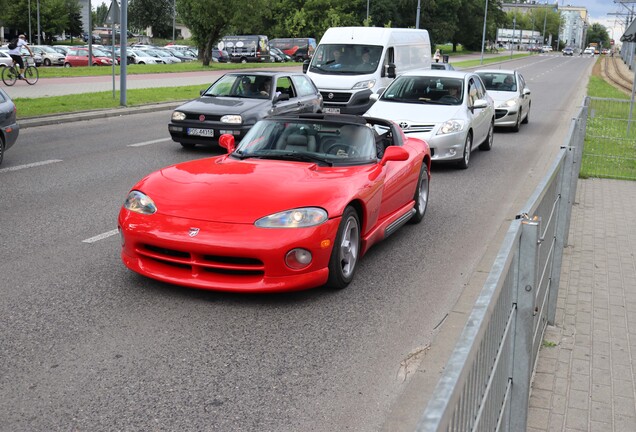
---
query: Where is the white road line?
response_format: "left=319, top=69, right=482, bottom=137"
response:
left=0, top=159, right=63, bottom=173
left=128, top=138, right=172, bottom=147
left=82, top=229, right=119, bottom=244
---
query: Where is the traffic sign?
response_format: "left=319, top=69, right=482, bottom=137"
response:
left=105, top=1, right=121, bottom=25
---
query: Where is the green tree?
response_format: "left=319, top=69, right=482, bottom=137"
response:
left=2, top=0, right=82, bottom=43
left=586, top=23, right=609, bottom=48
left=129, top=0, right=174, bottom=38
left=94, top=3, right=109, bottom=27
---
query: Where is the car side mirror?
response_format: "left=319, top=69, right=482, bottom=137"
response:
left=386, top=63, right=396, bottom=79
left=523, top=88, right=531, bottom=96
left=302, top=60, right=309, bottom=73
left=471, top=99, right=489, bottom=110
left=218, top=134, right=236, bottom=154
left=380, top=146, right=409, bottom=165
left=370, top=93, right=380, bottom=102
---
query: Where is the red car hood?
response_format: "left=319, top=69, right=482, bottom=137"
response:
left=134, top=156, right=378, bottom=224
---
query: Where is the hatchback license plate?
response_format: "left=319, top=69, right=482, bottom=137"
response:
left=324, top=108, right=340, bottom=114
left=187, top=128, right=214, bottom=137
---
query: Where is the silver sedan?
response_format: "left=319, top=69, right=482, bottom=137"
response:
left=365, top=70, right=495, bottom=169
left=475, top=69, right=531, bottom=132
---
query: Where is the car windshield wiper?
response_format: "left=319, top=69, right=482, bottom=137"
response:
left=241, top=152, right=333, bottom=166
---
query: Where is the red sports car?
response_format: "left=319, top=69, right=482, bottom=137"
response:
left=118, top=114, right=431, bottom=293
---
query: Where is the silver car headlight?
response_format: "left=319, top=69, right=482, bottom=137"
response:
left=352, top=79, right=376, bottom=90
left=500, top=98, right=518, bottom=108
left=172, top=111, right=186, bottom=121
left=255, top=208, right=328, bottom=228
left=437, top=119, right=466, bottom=135
left=221, top=115, right=242, bottom=124
left=124, top=191, right=157, bottom=215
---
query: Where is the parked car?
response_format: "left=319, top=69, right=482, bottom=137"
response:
left=270, top=47, right=291, bottom=62
left=431, top=62, right=455, bottom=70
left=562, top=47, right=574, bottom=56
left=169, top=71, right=324, bottom=148
left=163, top=47, right=196, bottom=62
left=211, top=48, right=230, bottom=63
left=0, top=87, right=19, bottom=165
left=541, top=45, right=552, bottom=53
left=364, top=70, right=495, bottom=169
left=127, top=49, right=162, bottom=64
left=269, top=48, right=285, bottom=63
left=51, top=45, right=72, bottom=55
left=121, top=113, right=431, bottom=292
left=0, top=50, right=13, bottom=68
left=31, top=45, right=66, bottom=66
left=64, top=47, right=115, bottom=67
left=135, top=47, right=180, bottom=64
left=583, top=47, right=595, bottom=55
left=0, top=46, right=42, bottom=67
left=475, top=69, right=531, bottom=132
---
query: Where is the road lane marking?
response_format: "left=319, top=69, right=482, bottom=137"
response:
left=82, top=229, right=119, bottom=244
left=128, top=138, right=172, bottom=147
left=0, top=159, right=63, bottom=173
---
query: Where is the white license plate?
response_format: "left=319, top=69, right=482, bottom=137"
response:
left=187, top=128, right=214, bottom=137
left=324, top=108, right=340, bottom=114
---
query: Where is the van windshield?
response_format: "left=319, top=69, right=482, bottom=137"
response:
left=308, top=44, right=382, bottom=75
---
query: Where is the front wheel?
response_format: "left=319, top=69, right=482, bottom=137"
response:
left=512, top=110, right=521, bottom=132
left=479, top=121, right=494, bottom=151
left=1, top=66, right=17, bottom=86
left=522, top=104, right=530, bottom=124
left=64, top=62, right=72, bottom=68
left=240, top=58, right=247, bottom=64
left=24, top=66, right=39, bottom=85
left=326, top=206, right=360, bottom=289
left=44, top=58, right=51, bottom=66
left=409, top=162, right=430, bottom=224
left=457, top=132, right=472, bottom=169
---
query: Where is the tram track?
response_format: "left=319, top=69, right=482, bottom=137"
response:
left=604, top=55, right=634, bottom=93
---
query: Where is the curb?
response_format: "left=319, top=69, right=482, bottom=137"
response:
left=18, top=100, right=187, bottom=129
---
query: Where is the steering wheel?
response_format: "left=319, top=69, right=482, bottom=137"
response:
left=325, top=142, right=357, bottom=157
left=439, top=95, right=459, bottom=104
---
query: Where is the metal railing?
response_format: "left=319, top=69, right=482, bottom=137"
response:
left=415, top=100, right=588, bottom=431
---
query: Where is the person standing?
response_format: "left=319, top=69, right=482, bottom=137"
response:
left=8, top=34, right=34, bottom=80
left=433, top=49, right=441, bottom=63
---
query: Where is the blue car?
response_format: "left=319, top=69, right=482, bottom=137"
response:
left=0, top=87, right=19, bottom=165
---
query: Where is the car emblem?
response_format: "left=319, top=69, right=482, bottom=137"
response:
left=188, top=228, right=200, bottom=237
left=399, top=122, right=409, bottom=130
left=199, top=114, right=205, bottom=122
left=328, top=93, right=334, bottom=99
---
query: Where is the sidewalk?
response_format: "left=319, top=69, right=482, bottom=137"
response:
left=528, top=178, right=636, bottom=431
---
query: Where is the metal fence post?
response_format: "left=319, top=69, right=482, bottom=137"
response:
left=509, top=217, right=540, bottom=431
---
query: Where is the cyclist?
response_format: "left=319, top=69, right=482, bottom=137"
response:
left=8, top=34, right=34, bottom=80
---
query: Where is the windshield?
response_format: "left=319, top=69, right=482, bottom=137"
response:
left=204, top=74, right=276, bottom=99
left=380, top=76, right=464, bottom=105
left=308, top=44, right=382, bottom=75
left=476, top=72, right=517, bottom=92
left=40, top=46, right=58, bottom=53
left=234, top=119, right=379, bottom=165
left=93, top=49, right=109, bottom=57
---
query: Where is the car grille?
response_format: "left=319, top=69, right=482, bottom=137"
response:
left=138, top=244, right=265, bottom=276
left=320, top=92, right=351, bottom=103
left=495, top=109, right=508, bottom=119
left=185, top=113, right=223, bottom=122
left=402, top=124, right=435, bottom=133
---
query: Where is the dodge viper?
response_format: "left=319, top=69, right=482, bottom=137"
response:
left=119, top=113, right=431, bottom=293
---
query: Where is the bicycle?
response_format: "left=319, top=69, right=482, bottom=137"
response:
left=2, top=56, right=39, bottom=86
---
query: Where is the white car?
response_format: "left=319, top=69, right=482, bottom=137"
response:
left=0, top=50, right=13, bottom=68
left=365, top=70, right=495, bottom=169
left=136, top=48, right=180, bottom=64
left=31, top=45, right=66, bottom=66
left=475, top=69, right=531, bottom=132
left=127, top=49, right=161, bottom=64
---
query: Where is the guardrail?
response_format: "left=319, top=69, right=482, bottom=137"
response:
left=415, top=100, right=588, bottom=431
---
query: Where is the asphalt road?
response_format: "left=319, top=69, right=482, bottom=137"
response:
left=0, top=53, right=594, bottom=431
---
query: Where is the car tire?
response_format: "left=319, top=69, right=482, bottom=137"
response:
left=512, top=110, right=522, bottom=132
left=44, top=58, right=51, bottom=66
left=409, top=162, right=430, bottom=224
left=138, top=61, right=145, bottom=64
left=479, top=120, right=494, bottom=151
left=180, top=142, right=196, bottom=149
left=326, top=206, right=360, bottom=289
left=64, top=62, right=72, bottom=68
left=457, top=132, right=472, bottom=169
left=522, top=104, right=530, bottom=124
left=241, top=58, right=247, bottom=64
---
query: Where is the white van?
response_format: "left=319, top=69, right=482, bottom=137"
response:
left=303, top=27, right=431, bottom=114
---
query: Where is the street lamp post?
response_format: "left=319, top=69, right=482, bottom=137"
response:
left=28, top=0, right=32, bottom=43
left=36, top=0, right=41, bottom=45
left=480, top=0, right=489, bottom=64
left=416, top=0, right=421, bottom=29
left=542, top=3, right=548, bottom=47
left=172, top=0, right=176, bottom=43
left=366, top=0, right=369, bottom=24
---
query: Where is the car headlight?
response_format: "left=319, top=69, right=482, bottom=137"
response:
left=123, top=191, right=157, bottom=215
left=221, top=115, right=242, bottom=124
left=255, top=208, right=328, bottom=228
left=352, top=79, right=376, bottom=90
left=500, top=98, right=517, bottom=108
left=437, top=119, right=466, bottom=135
left=172, top=111, right=186, bottom=121
left=100, top=59, right=109, bottom=64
